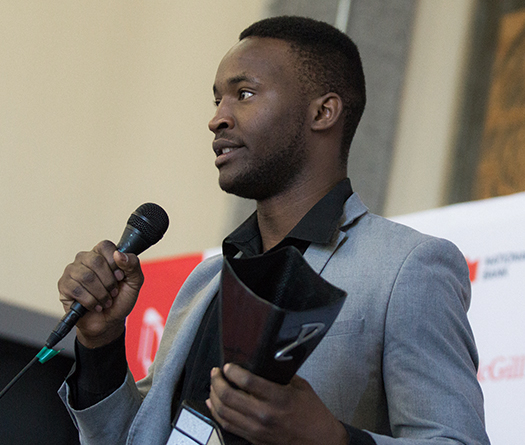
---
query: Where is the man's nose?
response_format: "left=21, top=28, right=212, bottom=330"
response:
left=208, top=102, right=235, bottom=133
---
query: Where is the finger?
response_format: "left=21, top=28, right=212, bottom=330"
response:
left=207, top=381, right=263, bottom=441
left=210, top=367, right=253, bottom=414
left=222, top=363, right=281, bottom=402
left=59, top=263, right=116, bottom=312
left=93, top=240, right=123, bottom=280
left=210, top=367, right=281, bottom=437
left=113, top=251, right=144, bottom=291
left=206, top=399, right=260, bottom=443
left=207, top=391, right=247, bottom=437
left=80, top=252, right=121, bottom=304
left=58, top=243, right=120, bottom=311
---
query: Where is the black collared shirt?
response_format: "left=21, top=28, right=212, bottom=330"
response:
left=222, top=178, right=353, bottom=258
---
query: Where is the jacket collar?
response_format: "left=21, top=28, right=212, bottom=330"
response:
left=304, top=192, right=368, bottom=275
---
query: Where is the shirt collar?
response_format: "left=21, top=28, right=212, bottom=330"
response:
left=223, top=178, right=353, bottom=257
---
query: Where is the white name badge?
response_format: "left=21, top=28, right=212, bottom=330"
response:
left=167, top=401, right=224, bottom=445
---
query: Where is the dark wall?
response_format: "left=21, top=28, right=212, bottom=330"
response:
left=0, top=338, right=80, bottom=444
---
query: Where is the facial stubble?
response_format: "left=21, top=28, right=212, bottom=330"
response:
left=219, top=113, right=309, bottom=201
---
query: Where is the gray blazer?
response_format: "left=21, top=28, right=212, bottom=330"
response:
left=60, top=193, right=490, bottom=444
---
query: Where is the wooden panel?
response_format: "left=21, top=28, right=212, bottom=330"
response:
left=474, top=9, right=525, bottom=199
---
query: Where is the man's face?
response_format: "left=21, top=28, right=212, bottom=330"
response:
left=209, top=37, right=310, bottom=200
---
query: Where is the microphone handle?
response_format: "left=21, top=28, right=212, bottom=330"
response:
left=45, top=301, right=87, bottom=348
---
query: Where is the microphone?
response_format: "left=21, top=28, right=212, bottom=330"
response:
left=45, top=203, right=169, bottom=349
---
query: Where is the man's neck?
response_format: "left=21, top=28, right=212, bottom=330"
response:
left=256, top=177, right=345, bottom=252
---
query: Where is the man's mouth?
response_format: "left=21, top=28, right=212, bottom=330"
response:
left=213, top=139, right=244, bottom=157
left=218, top=147, right=235, bottom=156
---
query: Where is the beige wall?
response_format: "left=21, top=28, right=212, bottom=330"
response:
left=384, top=0, right=477, bottom=216
left=0, top=0, right=478, bottom=318
left=0, top=1, right=265, bottom=316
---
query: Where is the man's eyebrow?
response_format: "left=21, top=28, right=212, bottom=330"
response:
left=213, top=74, right=260, bottom=94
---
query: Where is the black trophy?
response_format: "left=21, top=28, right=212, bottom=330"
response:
left=170, top=246, right=347, bottom=445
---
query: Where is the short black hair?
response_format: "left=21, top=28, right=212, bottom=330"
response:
left=240, top=16, right=366, bottom=160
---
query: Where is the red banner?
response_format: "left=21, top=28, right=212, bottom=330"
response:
left=125, top=253, right=204, bottom=380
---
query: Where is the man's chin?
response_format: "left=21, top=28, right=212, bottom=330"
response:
left=218, top=169, right=292, bottom=201
left=220, top=183, right=257, bottom=200
left=219, top=179, right=265, bottom=201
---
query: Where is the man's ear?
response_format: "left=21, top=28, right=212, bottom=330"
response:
left=309, top=92, right=344, bottom=131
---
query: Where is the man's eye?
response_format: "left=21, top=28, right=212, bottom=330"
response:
left=213, top=98, right=221, bottom=107
left=239, top=91, right=254, bottom=100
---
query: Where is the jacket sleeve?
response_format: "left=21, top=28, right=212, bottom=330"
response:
left=370, top=237, right=489, bottom=444
left=58, top=369, right=144, bottom=445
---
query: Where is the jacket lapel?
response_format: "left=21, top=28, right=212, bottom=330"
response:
left=130, top=257, right=223, bottom=444
left=304, top=193, right=368, bottom=275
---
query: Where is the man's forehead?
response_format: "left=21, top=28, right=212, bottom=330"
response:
left=225, top=36, right=293, bottom=59
left=214, top=37, right=296, bottom=87
left=212, top=73, right=261, bottom=95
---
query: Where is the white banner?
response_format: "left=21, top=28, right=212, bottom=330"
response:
left=390, top=192, right=525, bottom=445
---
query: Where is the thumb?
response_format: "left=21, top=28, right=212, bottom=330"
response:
left=113, top=250, right=144, bottom=289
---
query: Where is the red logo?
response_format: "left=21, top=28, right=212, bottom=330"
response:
left=465, top=258, right=479, bottom=282
left=136, top=308, right=165, bottom=376
left=478, top=355, right=525, bottom=382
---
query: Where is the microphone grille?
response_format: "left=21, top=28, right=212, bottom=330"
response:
left=128, top=203, right=169, bottom=244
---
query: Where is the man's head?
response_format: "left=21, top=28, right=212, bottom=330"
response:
left=239, top=16, right=366, bottom=160
left=209, top=37, right=310, bottom=200
left=209, top=16, right=366, bottom=201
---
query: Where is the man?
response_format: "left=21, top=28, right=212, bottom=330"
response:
left=58, top=16, right=490, bottom=445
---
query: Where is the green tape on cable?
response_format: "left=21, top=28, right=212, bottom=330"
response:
left=36, top=346, right=62, bottom=364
